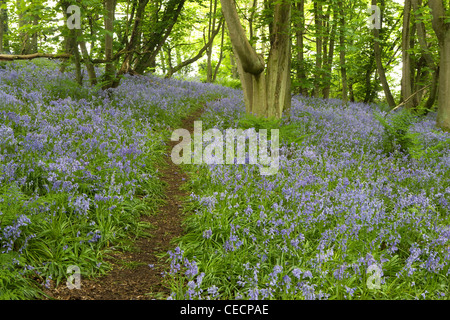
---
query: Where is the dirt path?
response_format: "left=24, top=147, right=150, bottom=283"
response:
left=44, top=108, right=203, bottom=300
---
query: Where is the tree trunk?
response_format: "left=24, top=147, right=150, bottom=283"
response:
left=323, top=14, right=336, bottom=100
left=339, top=5, right=348, bottom=103
left=363, top=53, right=376, bottom=103
left=1, top=5, right=8, bottom=52
left=103, top=0, right=117, bottom=89
left=79, top=34, right=97, bottom=86
left=372, top=0, right=396, bottom=108
left=166, top=20, right=222, bottom=78
left=423, top=67, right=439, bottom=113
left=17, top=0, right=29, bottom=54
left=401, top=0, right=413, bottom=108
left=166, top=45, right=173, bottom=73
left=429, top=0, right=450, bottom=131
left=159, top=49, right=166, bottom=74
left=295, top=0, right=307, bottom=96
left=230, top=53, right=239, bottom=79
left=118, top=0, right=149, bottom=75
left=31, top=13, right=38, bottom=53
left=412, top=0, right=438, bottom=113
left=133, top=0, right=185, bottom=74
left=221, top=0, right=291, bottom=119
left=72, top=32, right=82, bottom=86
left=206, top=0, right=218, bottom=82
left=0, top=0, right=3, bottom=53
left=313, top=1, right=323, bottom=98
left=266, top=0, right=291, bottom=118
left=349, top=81, right=355, bottom=102
left=213, top=23, right=225, bottom=82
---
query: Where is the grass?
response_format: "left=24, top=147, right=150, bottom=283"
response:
left=0, top=60, right=229, bottom=299
left=2, top=60, right=449, bottom=300
left=162, top=95, right=450, bottom=300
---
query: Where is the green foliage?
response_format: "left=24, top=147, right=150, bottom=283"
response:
left=0, top=254, right=42, bottom=300
left=237, top=113, right=281, bottom=131
left=43, top=78, right=93, bottom=102
left=214, top=77, right=242, bottom=90
left=237, top=113, right=312, bottom=146
left=374, top=109, right=450, bottom=161
left=374, top=109, right=423, bottom=158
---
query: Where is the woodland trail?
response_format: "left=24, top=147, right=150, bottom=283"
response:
left=44, top=107, right=204, bottom=300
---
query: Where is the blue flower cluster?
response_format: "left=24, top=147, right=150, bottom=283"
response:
left=166, top=93, right=450, bottom=300
left=0, top=60, right=234, bottom=290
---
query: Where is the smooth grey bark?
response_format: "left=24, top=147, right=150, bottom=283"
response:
left=0, top=1, right=3, bottom=53
left=339, top=4, right=348, bottom=103
left=133, top=0, right=185, bottom=74
left=412, top=0, right=438, bottom=112
left=103, top=0, right=117, bottom=89
left=159, top=49, right=166, bottom=74
left=220, top=0, right=291, bottom=119
left=295, top=0, right=307, bottom=96
left=213, top=23, right=225, bottom=82
left=322, top=13, right=336, bottom=100
left=78, top=34, right=97, bottom=86
left=17, top=0, right=29, bottom=54
left=72, top=30, right=82, bottom=86
left=401, top=0, right=413, bottom=108
left=429, top=0, right=450, bottom=131
left=206, top=0, right=219, bottom=82
left=372, top=0, right=396, bottom=108
left=0, top=4, right=8, bottom=52
left=118, top=0, right=149, bottom=75
left=313, top=1, right=322, bottom=98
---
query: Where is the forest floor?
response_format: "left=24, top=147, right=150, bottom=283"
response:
left=42, top=108, right=204, bottom=300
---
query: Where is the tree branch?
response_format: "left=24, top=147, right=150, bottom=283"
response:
left=166, top=19, right=223, bottom=77
left=220, top=0, right=265, bottom=75
left=0, top=53, right=71, bottom=61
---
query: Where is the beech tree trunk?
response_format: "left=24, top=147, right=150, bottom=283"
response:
left=338, top=5, right=347, bottom=103
left=313, top=1, right=323, bottom=98
left=295, top=0, right=307, bottom=96
left=118, top=0, right=149, bottom=75
left=429, top=0, right=450, bottom=132
left=206, top=0, right=218, bottom=82
left=230, top=53, right=239, bottom=79
left=401, top=0, right=413, bottom=108
left=31, top=14, right=38, bottom=53
left=103, top=0, right=117, bottom=89
left=72, top=32, right=82, bottom=86
left=212, top=24, right=225, bottom=82
left=220, top=0, right=291, bottom=119
left=79, top=35, right=97, bottom=86
left=372, top=0, right=396, bottom=108
left=0, top=4, right=8, bottom=52
left=17, top=0, right=29, bottom=54
left=322, top=15, right=336, bottom=100
left=0, top=0, right=4, bottom=53
left=133, top=0, right=185, bottom=74
left=412, top=0, right=438, bottom=113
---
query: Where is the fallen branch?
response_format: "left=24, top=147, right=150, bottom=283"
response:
left=389, top=84, right=432, bottom=113
left=0, top=53, right=72, bottom=61
left=0, top=50, right=126, bottom=64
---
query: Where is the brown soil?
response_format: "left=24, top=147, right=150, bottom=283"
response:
left=43, top=108, right=203, bottom=300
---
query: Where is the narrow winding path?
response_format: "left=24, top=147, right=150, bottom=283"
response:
left=45, top=108, right=203, bottom=300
